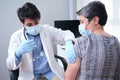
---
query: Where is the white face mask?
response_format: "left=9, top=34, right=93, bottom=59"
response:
left=25, top=24, right=41, bottom=35
left=78, top=24, right=91, bottom=36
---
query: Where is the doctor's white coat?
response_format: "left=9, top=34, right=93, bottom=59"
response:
left=6, top=24, right=75, bottom=80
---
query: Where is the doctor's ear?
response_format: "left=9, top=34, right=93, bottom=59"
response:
left=93, top=16, right=99, bottom=25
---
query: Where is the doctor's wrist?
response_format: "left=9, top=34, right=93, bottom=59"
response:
left=15, top=51, right=22, bottom=60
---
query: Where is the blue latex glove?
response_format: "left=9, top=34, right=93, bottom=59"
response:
left=15, top=39, right=36, bottom=59
left=65, top=40, right=76, bottom=64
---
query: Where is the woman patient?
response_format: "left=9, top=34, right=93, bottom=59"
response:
left=64, top=1, right=120, bottom=80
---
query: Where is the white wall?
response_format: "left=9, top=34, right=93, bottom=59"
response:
left=0, top=0, right=76, bottom=80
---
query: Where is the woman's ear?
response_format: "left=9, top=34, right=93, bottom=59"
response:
left=93, top=16, right=99, bottom=25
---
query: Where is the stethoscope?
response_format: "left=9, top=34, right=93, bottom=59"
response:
left=23, top=27, right=67, bottom=70
left=23, top=28, right=45, bottom=58
left=23, top=28, right=27, bottom=40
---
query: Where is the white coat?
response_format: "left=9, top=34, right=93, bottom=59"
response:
left=6, top=24, right=75, bottom=80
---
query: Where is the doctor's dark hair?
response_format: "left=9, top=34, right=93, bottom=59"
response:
left=76, top=1, right=108, bottom=26
left=17, top=2, right=41, bottom=23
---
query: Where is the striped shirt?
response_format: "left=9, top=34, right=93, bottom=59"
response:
left=75, top=33, right=120, bottom=80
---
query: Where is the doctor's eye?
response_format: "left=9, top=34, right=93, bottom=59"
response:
left=26, top=23, right=33, bottom=27
left=35, top=21, right=39, bottom=25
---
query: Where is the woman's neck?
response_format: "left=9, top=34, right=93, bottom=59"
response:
left=92, top=25, right=112, bottom=37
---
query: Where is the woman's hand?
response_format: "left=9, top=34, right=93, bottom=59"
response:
left=64, top=58, right=80, bottom=80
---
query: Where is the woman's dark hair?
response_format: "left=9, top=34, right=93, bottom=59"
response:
left=17, top=2, right=41, bottom=23
left=76, top=1, right=108, bottom=26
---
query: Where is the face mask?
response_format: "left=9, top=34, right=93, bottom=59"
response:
left=25, top=24, right=41, bottom=35
left=78, top=24, right=91, bottom=36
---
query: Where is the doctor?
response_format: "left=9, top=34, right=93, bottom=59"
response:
left=6, top=2, right=75, bottom=80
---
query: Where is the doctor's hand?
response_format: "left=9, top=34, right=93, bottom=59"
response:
left=64, top=58, right=80, bottom=80
left=65, top=40, right=76, bottom=64
left=15, top=40, right=36, bottom=59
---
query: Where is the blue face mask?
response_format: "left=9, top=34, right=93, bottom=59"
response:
left=25, top=24, right=41, bottom=35
left=78, top=24, right=91, bottom=36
